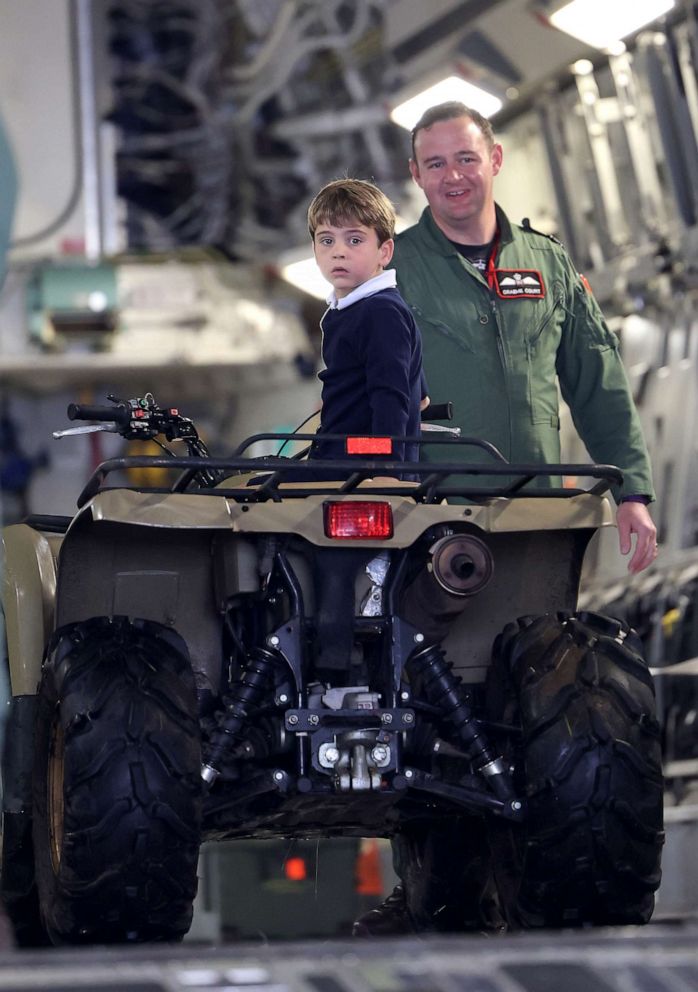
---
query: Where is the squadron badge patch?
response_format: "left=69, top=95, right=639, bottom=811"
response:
left=493, top=269, right=545, bottom=299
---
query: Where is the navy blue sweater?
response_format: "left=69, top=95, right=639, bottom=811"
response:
left=312, top=287, right=426, bottom=463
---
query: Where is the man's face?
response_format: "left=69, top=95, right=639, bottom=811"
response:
left=409, top=116, right=503, bottom=241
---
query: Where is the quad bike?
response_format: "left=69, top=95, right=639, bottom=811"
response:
left=0, top=394, right=663, bottom=945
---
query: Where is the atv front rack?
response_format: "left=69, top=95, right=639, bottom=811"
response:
left=75, top=432, right=623, bottom=508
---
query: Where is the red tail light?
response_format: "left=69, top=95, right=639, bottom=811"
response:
left=346, top=437, right=393, bottom=455
left=323, top=501, right=394, bottom=539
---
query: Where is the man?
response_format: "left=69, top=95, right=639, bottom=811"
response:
left=395, top=101, right=656, bottom=571
left=353, top=101, right=657, bottom=936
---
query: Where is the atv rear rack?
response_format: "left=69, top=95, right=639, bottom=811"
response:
left=75, top=432, right=623, bottom=508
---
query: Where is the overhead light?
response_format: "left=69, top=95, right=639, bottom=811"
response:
left=549, top=0, right=675, bottom=51
left=390, top=76, right=503, bottom=131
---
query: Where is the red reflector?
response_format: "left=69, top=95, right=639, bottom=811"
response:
left=324, top=501, right=393, bottom=540
left=346, top=436, right=393, bottom=455
left=284, top=857, right=307, bottom=881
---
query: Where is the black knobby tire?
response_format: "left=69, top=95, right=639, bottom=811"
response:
left=33, top=616, right=202, bottom=944
left=488, top=610, right=664, bottom=927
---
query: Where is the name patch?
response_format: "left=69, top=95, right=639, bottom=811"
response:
left=493, top=269, right=545, bottom=299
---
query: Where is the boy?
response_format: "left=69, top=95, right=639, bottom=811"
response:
left=307, top=178, right=428, bottom=468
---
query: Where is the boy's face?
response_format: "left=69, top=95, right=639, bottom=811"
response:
left=313, top=222, right=394, bottom=298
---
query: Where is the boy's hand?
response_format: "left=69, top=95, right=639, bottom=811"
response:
left=420, top=395, right=431, bottom=411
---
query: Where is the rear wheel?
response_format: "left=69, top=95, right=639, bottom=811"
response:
left=33, top=616, right=202, bottom=944
left=488, top=611, right=664, bottom=927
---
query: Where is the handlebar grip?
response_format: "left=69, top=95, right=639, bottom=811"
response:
left=67, top=403, right=130, bottom=424
left=421, top=401, right=453, bottom=422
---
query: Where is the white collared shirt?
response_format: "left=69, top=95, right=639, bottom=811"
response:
left=325, top=269, right=397, bottom=310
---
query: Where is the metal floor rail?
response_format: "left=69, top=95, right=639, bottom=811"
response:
left=0, top=926, right=696, bottom=991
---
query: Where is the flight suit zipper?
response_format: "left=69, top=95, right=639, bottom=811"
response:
left=454, top=244, right=509, bottom=370
left=484, top=235, right=512, bottom=453
left=483, top=232, right=508, bottom=370
left=487, top=294, right=513, bottom=456
left=489, top=295, right=507, bottom=370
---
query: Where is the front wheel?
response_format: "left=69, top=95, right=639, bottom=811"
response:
left=33, top=616, right=202, bottom=944
left=487, top=611, right=664, bottom=927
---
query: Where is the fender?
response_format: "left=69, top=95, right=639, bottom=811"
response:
left=1, top=524, right=61, bottom=695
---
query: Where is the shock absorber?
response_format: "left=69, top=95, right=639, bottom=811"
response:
left=407, top=643, right=514, bottom=801
left=202, top=646, right=283, bottom=785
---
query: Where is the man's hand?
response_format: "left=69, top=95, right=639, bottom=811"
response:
left=616, top=501, right=658, bottom=574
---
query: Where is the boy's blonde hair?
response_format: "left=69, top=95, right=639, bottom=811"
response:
left=308, top=178, right=396, bottom=245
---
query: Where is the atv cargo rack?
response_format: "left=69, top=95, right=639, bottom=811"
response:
left=75, top=432, right=623, bottom=508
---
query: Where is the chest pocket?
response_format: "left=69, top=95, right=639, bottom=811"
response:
left=525, top=280, right=566, bottom=344
left=403, top=253, right=492, bottom=356
left=410, top=304, right=477, bottom=355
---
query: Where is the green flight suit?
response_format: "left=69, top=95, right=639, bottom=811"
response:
left=392, top=204, right=654, bottom=503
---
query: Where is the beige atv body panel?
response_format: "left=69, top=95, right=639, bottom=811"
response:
left=1, top=486, right=614, bottom=696
left=1, top=525, right=63, bottom=695
left=88, top=486, right=613, bottom=543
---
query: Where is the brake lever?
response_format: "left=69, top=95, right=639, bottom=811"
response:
left=420, top=424, right=462, bottom=437
left=53, top=424, right=120, bottom=440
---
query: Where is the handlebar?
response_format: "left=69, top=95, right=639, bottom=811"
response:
left=64, top=393, right=203, bottom=449
left=58, top=392, right=623, bottom=504
left=68, top=402, right=130, bottom=425
left=61, top=393, right=222, bottom=488
left=421, top=402, right=453, bottom=422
